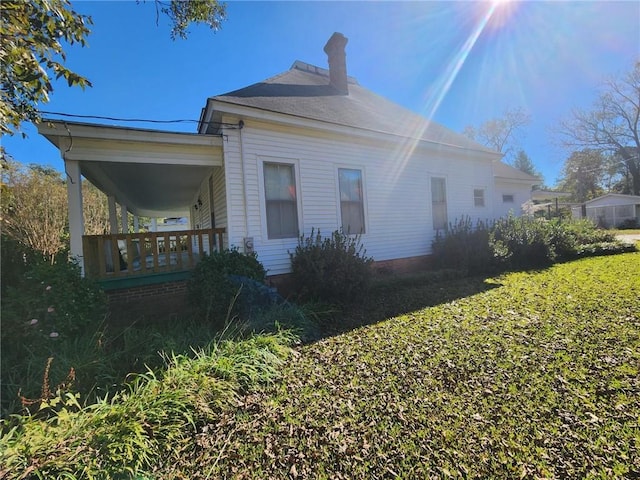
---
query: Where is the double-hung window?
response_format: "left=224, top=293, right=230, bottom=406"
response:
left=338, top=168, right=365, bottom=234
left=431, top=177, right=448, bottom=230
left=264, top=162, right=298, bottom=239
left=474, top=188, right=485, bottom=207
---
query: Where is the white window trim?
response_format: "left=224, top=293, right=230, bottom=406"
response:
left=257, top=156, right=303, bottom=243
left=473, top=187, right=487, bottom=208
left=335, top=165, right=368, bottom=236
left=429, top=174, right=449, bottom=231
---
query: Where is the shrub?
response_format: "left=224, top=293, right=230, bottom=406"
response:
left=490, top=215, right=557, bottom=269
left=549, top=219, right=617, bottom=260
left=0, top=235, right=43, bottom=297
left=1, top=258, right=108, bottom=416
left=187, top=248, right=267, bottom=328
left=289, top=229, right=373, bottom=304
left=432, top=216, right=634, bottom=274
left=617, top=218, right=639, bottom=229
left=431, top=217, right=494, bottom=273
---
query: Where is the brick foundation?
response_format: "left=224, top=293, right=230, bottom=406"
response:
left=106, top=280, right=189, bottom=324
left=371, top=254, right=433, bottom=276
left=267, top=254, right=434, bottom=297
left=105, top=255, right=434, bottom=321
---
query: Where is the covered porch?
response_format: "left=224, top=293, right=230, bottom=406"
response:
left=38, top=121, right=227, bottom=283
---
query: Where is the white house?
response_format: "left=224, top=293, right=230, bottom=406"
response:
left=572, top=193, right=640, bottom=228
left=38, top=32, right=536, bottom=284
left=492, top=161, right=540, bottom=218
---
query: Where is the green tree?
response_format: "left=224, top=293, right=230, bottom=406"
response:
left=0, top=0, right=92, bottom=135
left=1, top=158, right=68, bottom=262
left=512, top=150, right=542, bottom=181
left=0, top=0, right=227, bottom=135
left=559, top=61, right=640, bottom=195
left=1, top=157, right=110, bottom=262
left=556, top=149, right=610, bottom=202
left=155, top=0, right=227, bottom=40
left=82, top=181, right=110, bottom=235
left=463, top=107, right=531, bottom=161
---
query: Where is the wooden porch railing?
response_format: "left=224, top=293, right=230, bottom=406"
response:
left=82, top=228, right=225, bottom=279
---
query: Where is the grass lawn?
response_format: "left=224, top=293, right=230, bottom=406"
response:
left=160, top=252, right=640, bottom=479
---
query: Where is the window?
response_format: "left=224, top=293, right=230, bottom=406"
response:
left=502, top=194, right=515, bottom=203
left=474, top=188, right=485, bottom=207
left=431, top=177, right=448, bottom=230
left=338, top=168, right=365, bottom=234
left=263, top=162, right=298, bottom=239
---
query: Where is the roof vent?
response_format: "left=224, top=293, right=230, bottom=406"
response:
left=323, top=32, right=349, bottom=95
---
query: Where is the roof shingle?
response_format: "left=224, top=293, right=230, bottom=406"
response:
left=208, top=61, right=499, bottom=154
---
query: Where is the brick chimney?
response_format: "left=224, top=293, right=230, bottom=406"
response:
left=323, top=32, right=349, bottom=94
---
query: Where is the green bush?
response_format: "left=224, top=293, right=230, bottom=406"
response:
left=289, top=229, right=373, bottom=304
left=490, top=215, right=556, bottom=269
left=432, top=216, right=631, bottom=274
left=617, top=218, right=639, bottom=229
left=1, top=258, right=108, bottom=416
left=548, top=218, right=616, bottom=260
left=0, top=235, right=42, bottom=297
left=431, top=217, right=494, bottom=273
left=187, top=248, right=267, bottom=328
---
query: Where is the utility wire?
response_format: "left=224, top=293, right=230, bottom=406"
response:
left=39, top=110, right=240, bottom=128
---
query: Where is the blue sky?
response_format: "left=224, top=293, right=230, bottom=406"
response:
left=2, top=0, right=639, bottom=185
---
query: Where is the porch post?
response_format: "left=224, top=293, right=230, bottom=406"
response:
left=133, top=215, right=139, bottom=232
left=108, top=196, right=118, bottom=234
left=151, top=218, right=158, bottom=232
left=65, top=159, right=85, bottom=273
left=120, top=204, right=128, bottom=233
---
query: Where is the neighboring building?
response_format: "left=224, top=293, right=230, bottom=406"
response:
left=144, top=217, right=190, bottom=233
left=572, top=194, right=640, bottom=228
left=38, top=32, right=538, bottom=285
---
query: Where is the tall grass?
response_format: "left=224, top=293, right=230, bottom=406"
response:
left=0, top=331, right=295, bottom=480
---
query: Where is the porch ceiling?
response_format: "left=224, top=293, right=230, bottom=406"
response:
left=82, top=161, right=215, bottom=217
left=38, top=120, right=224, bottom=217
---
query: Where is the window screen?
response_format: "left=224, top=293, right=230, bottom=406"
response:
left=431, top=177, right=448, bottom=230
left=264, top=163, right=298, bottom=239
left=339, top=168, right=365, bottom=234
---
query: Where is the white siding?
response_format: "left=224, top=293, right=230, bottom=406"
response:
left=190, top=173, right=213, bottom=229
left=221, top=119, right=498, bottom=276
left=494, top=180, right=533, bottom=218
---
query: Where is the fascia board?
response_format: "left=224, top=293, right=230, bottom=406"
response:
left=38, top=121, right=222, bottom=147
left=61, top=137, right=222, bottom=167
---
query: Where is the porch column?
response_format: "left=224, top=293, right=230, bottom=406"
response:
left=120, top=204, right=128, bottom=233
left=65, top=159, right=84, bottom=272
left=151, top=218, right=157, bottom=232
left=108, top=196, right=118, bottom=234
left=133, top=215, right=139, bottom=232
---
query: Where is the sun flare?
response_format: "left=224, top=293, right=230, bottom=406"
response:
left=488, top=0, right=519, bottom=30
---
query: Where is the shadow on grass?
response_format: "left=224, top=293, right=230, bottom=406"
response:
left=309, top=271, right=502, bottom=340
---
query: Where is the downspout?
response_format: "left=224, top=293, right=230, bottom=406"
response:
left=238, top=120, right=250, bottom=243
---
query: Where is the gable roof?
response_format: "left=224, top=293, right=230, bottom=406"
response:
left=203, top=61, right=499, bottom=155
left=493, top=160, right=540, bottom=183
